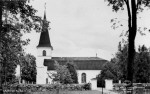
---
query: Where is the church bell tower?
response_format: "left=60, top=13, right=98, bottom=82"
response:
left=36, top=8, right=53, bottom=84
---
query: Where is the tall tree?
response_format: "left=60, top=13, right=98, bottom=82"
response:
left=99, top=61, right=119, bottom=81
left=105, top=0, right=150, bottom=84
left=115, top=43, right=128, bottom=81
left=100, top=43, right=150, bottom=84
left=66, top=61, right=78, bottom=84
left=98, top=43, right=128, bottom=87
left=21, top=54, right=37, bottom=84
left=134, top=45, right=150, bottom=83
left=0, top=1, right=41, bottom=93
left=48, top=62, right=73, bottom=84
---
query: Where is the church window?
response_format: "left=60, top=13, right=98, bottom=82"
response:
left=81, top=73, right=86, bottom=83
left=43, top=50, right=46, bottom=56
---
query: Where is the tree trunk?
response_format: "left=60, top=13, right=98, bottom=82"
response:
left=127, top=37, right=135, bottom=83
left=0, top=1, right=3, bottom=94
left=127, top=0, right=137, bottom=84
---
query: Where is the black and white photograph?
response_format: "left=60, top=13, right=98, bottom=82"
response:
left=1, top=0, right=150, bottom=94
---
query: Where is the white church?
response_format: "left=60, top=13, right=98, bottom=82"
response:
left=36, top=12, right=108, bottom=85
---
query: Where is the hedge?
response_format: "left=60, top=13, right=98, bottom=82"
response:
left=3, top=83, right=91, bottom=93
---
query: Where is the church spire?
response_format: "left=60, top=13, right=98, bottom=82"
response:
left=44, top=3, right=46, bottom=20
left=37, top=3, right=53, bottom=49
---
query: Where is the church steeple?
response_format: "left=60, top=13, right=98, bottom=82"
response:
left=44, top=10, right=46, bottom=20
left=37, top=5, right=52, bottom=49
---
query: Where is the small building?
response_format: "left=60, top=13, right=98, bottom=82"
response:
left=36, top=11, right=108, bottom=85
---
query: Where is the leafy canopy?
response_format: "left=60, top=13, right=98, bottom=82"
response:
left=99, top=43, right=150, bottom=83
left=48, top=61, right=73, bottom=84
left=0, top=0, right=42, bottom=85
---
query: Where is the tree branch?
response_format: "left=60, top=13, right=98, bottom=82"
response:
left=124, top=0, right=127, bottom=4
left=137, top=0, right=142, bottom=10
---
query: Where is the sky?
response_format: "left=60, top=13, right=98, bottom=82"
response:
left=23, top=0, right=150, bottom=61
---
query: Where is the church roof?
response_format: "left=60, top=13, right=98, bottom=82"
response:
left=37, top=11, right=52, bottom=48
left=44, top=57, right=108, bottom=70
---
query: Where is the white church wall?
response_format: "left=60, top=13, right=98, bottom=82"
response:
left=77, top=70, right=101, bottom=84
left=91, top=78, right=97, bottom=90
left=105, top=79, right=113, bottom=90
left=36, top=55, right=50, bottom=84
left=36, top=47, right=52, bottom=84
left=36, top=66, right=47, bottom=84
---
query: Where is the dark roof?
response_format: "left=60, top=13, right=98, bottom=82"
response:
left=51, top=57, right=104, bottom=60
left=37, top=12, right=52, bottom=48
left=44, top=57, right=108, bottom=70
left=37, top=30, right=52, bottom=47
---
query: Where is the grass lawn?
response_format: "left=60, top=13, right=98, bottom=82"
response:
left=31, top=90, right=105, bottom=94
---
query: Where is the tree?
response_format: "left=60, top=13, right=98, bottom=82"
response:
left=100, top=62, right=118, bottom=79
left=116, top=44, right=150, bottom=83
left=1, top=19, right=30, bottom=85
left=134, top=45, right=150, bottom=83
left=21, top=54, right=37, bottom=84
left=105, top=0, right=150, bottom=84
left=98, top=43, right=128, bottom=83
left=100, top=43, right=150, bottom=84
left=97, top=60, right=121, bottom=87
left=115, top=42, right=128, bottom=81
left=0, top=1, right=41, bottom=93
left=49, top=61, right=73, bottom=84
left=66, top=61, right=78, bottom=84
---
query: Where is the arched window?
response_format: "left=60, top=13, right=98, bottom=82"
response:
left=43, top=50, right=46, bottom=56
left=81, top=73, right=86, bottom=83
left=46, top=78, right=48, bottom=84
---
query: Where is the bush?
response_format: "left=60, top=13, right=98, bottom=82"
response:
left=82, top=83, right=91, bottom=90
left=3, top=83, right=91, bottom=92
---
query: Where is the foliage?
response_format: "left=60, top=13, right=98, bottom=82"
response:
left=97, top=43, right=127, bottom=87
left=117, top=44, right=150, bottom=83
left=134, top=45, right=150, bottom=83
left=48, top=61, right=78, bottom=85
left=115, top=43, right=128, bottom=81
left=1, top=0, right=42, bottom=32
left=82, top=83, right=91, bottom=90
left=50, top=62, right=73, bottom=84
left=66, top=61, right=78, bottom=84
left=0, top=1, right=42, bottom=92
left=21, top=54, right=37, bottom=83
left=105, top=0, right=150, bottom=83
left=106, top=0, right=150, bottom=12
left=1, top=26, right=24, bottom=84
left=97, top=60, right=120, bottom=87
left=98, top=43, right=150, bottom=84
left=2, top=83, right=91, bottom=93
